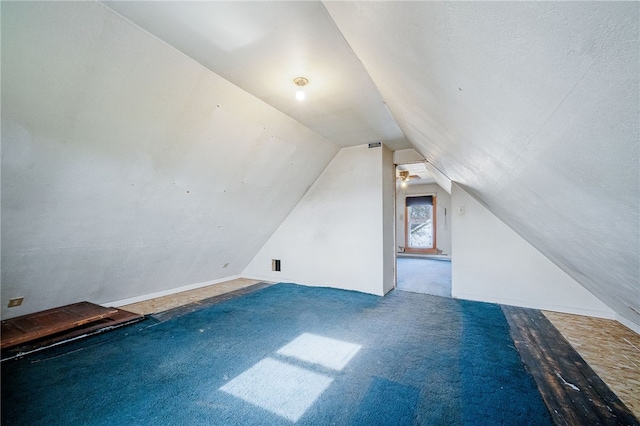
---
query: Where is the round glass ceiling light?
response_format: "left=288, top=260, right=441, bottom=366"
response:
left=294, top=77, right=309, bottom=101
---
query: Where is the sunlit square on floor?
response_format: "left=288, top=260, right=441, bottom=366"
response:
left=276, top=332, right=362, bottom=371
left=220, top=357, right=334, bottom=422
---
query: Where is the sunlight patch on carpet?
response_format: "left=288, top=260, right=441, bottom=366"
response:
left=220, top=333, right=361, bottom=422
left=276, top=332, right=362, bottom=371
left=220, top=357, right=333, bottom=422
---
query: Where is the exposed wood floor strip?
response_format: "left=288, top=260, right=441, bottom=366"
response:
left=1, top=302, right=118, bottom=349
left=121, top=278, right=262, bottom=315
left=1, top=304, right=143, bottom=361
left=4, top=280, right=637, bottom=426
left=1, top=279, right=264, bottom=361
left=502, top=305, right=639, bottom=426
left=149, top=281, right=274, bottom=322
left=544, top=311, right=640, bottom=418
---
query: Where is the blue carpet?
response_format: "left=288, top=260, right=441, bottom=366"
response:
left=354, top=377, right=420, bottom=424
left=1, top=284, right=551, bottom=425
left=397, top=257, right=452, bottom=297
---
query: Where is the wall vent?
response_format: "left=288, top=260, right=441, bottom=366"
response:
left=272, top=259, right=281, bottom=272
left=368, top=142, right=382, bottom=148
left=8, top=297, right=24, bottom=308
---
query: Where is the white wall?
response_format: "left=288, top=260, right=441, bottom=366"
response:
left=326, top=2, right=639, bottom=329
left=1, top=2, right=339, bottom=319
left=244, top=144, right=392, bottom=296
left=451, top=183, right=614, bottom=318
left=396, top=183, right=452, bottom=255
left=381, top=145, right=396, bottom=294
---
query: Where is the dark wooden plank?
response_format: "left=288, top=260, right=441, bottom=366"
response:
left=1, top=302, right=118, bottom=349
left=1, top=307, right=144, bottom=361
left=502, top=305, right=639, bottom=426
left=503, top=305, right=579, bottom=426
left=517, top=308, right=607, bottom=425
left=509, top=306, right=598, bottom=424
left=503, top=307, right=569, bottom=424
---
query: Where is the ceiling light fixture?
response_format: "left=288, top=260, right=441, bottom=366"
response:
left=294, top=77, right=309, bottom=101
left=397, top=170, right=420, bottom=187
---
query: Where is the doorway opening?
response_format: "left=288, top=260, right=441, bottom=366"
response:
left=395, top=162, right=452, bottom=297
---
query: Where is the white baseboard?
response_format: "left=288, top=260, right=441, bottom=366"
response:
left=103, top=275, right=241, bottom=307
left=452, top=291, right=616, bottom=320
left=240, top=273, right=286, bottom=283
left=615, top=314, right=640, bottom=335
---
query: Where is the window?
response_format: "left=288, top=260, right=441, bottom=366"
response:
left=405, top=195, right=436, bottom=253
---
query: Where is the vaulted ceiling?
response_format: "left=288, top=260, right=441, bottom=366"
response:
left=104, top=1, right=409, bottom=150
left=2, top=1, right=637, bottom=328
left=105, top=1, right=639, bottom=327
left=327, top=2, right=639, bottom=327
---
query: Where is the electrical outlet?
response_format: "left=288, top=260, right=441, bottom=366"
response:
left=8, top=297, right=24, bottom=308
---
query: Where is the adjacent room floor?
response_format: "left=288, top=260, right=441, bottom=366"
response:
left=396, top=256, right=452, bottom=298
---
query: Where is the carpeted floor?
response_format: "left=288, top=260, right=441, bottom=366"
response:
left=397, top=257, right=452, bottom=297
left=1, top=284, right=551, bottom=425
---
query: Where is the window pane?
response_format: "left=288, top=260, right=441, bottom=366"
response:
left=408, top=205, right=433, bottom=248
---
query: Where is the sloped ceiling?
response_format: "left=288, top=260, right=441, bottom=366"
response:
left=325, top=2, right=639, bottom=326
left=1, top=1, right=339, bottom=317
left=3, top=2, right=638, bottom=328
left=103, top=1, right=409, bottom=150
left=105, top=1, right=639, bottom=326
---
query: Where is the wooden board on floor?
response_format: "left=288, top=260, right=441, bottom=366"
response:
left=502, top=305, right=639, bottom=426
left=1, top=302, right=118, bottom=349
left=1, top=307, right=144, bottom=361
left=151, top=281, right=274, bottom=322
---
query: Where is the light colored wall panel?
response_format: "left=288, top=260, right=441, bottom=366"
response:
left=326, top=1, right=639, bottom=328
left=382, top=145, right=396, bottom=295
left=451, top=183, right=614, bottom=318
left=243, top=145, right=388, bottom=295
left=1, top=2, right=338, bottom=319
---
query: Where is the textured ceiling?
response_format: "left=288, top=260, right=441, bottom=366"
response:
left=103, top=1, right=639, bottom=326
left=325, top=1, right=639, bottom=326
left=103, top=1, right=409, bottom=150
